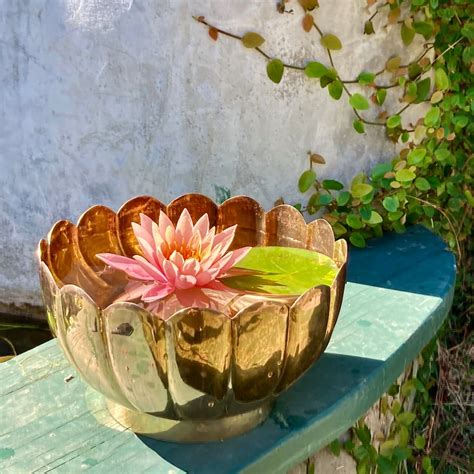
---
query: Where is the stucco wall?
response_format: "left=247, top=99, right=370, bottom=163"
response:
left=0, top=0, right=419, bottom=309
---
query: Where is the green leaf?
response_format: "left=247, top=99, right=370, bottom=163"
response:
left=346, top=214, right=363, bottom=229
left=321, top=34, right=342, bottom=50
left=267, top=59, right=284, bottom=84
left=223, top=246, right=339, bottom=295
left=383, top=196, right=399, bottom=212
left=353, top=120, right=365, bottom=134
left=377, top=456, right=396, bottom=474
left=422, top=456, right=433, bottom=473
left=435, top=68, right=449, bottom=90
left=407, top=148, right=427, bottom=166
left=434, top=148, right=451, bottom=162
left=364, top=20, right=375, bottom=35
left=388, top=211, right=404, bottom=221
left=396, top=169, right=416, bottom=182
left=355, top=425, right=371, bottom=446
left=386, top=115, right=401, bottom=128
left=351, top=183, right=373, bottom=198
left=401, top=24, right=415, bottom=46
left=329, top=439, right=341, bottom=456
left=350, top=232, right=366, bottom=248
left=380, top=439, right=398, bottom=457
left=371, top=162, right=392, bottom=180
left=349, top=93, right=370, bottom=110
left=364, top=211, right=383, bottom=225
left=415, top=435, right=426, bottom=450
left=360, top=205, right=372, bottom=221
left=413, top=21, right=434, bottom=39
left=357, top=72, right=375, bottom=86
left=376, top=89, right=387, bottom=105
left=304, top=61, right=329, bottom=78
left=298, top=169, right=316, bottom=192
left=396, top=411, right=416, bottom=426
left=415, top=177, right=431, bottom=191
left=328, top=80, right=343, bottom=100
left=415, top=78, right=431, bottom=103
left=322, top=179, right=344, bottom=191
left=424, top=107, right=440, bottom=127
left=337, top=191, right=351, bottom=206
left=242, top=32, right=265, bottom=48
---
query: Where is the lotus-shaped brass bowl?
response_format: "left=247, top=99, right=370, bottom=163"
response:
left=38, top=194, right=347, bottom=442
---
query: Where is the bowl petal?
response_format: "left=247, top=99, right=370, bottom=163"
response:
left=306, top=219, right=335, bottom=257
left=166, top=308, right=232, bottom=419
left=102, top=303, right=173, bottom=415
left=231, top=301, right=288, bottom=402
left=217, top=196, right=265, bottom=249
left=276, top=285, right=330, bottom=393
left=265, top=205, right=307, bottom=248
left=60, top=285, right=131, bottom=408
left=167, top=194, right=218, bottom=227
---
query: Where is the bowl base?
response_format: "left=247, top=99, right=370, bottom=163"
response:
left=106, top=399, right=273, bottom=443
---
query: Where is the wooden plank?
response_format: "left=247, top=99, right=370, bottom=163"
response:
left=0, top=226, right=455, bottom=473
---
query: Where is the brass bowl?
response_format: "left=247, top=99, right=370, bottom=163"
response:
left=37, top=194, right=347, bottom=442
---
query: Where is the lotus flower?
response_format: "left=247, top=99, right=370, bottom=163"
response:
left=97, top=209, right=251, bottom=312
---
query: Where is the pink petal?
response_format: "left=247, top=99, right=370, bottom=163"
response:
left=175, top=208, right=194, bottom=243
left=163, top=259, right=178, bottom=284
left=169, top=250, right=185, bottom=270
left=96, top=253, right=154, bottom=280
left=183, top=258, right=200, bottom=275
left=133, top=255, right=167, bottom=282
left=216, top=246, right=251, bottom=275
left=212, top=225, right=237, bottom=253
left=142, top=283, right=175, bottom=302
left=115, top=281, right=150, bottom=302
left=158, top=210, right=175, bottom=243
left=139, top=213, right=155, bottom=237
left=193, top=213, right=210, bottom=238
left=132, top=222, right=155, bottom=251
left=195, top=268, right=219, bottom=286
left=175, top=274, right=197, bottom=290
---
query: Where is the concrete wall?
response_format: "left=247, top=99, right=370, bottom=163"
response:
left=0, top=0, right=419, bottom=310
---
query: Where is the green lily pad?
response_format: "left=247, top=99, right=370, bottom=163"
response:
left=222, top=246, right=339, bottom=296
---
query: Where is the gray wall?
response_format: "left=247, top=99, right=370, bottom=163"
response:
left=0, top=0, right=420, bottom=309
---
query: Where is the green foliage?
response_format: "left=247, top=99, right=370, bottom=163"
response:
left=267, top=59, right=284, bottom=84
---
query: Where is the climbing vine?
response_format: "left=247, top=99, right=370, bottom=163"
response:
left=196, top=1, right=472, bottom=472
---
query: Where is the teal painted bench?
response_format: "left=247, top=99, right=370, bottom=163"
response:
left=0, top=226, right=456, bottom=473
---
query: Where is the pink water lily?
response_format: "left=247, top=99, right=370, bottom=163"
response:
left=97, top=209, right=250, bottom=310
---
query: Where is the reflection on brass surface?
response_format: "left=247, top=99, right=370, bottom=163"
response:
left=38, top=262, right=58, bottom=336
left=167, top=194, right=218, bottom=226
left=60, top=286, right=131, bottom=408
left=103, top=303, right=171, bottom=414
left=48, top=220, right=114, bottom=307
left=277, top=286, right=330, bottom=392
left=232, top=301, right=288, bottom=401
left=107, top=398, right=272, bottom=443
left=38, top=194, right=347, bottom=442
left=217, top=196, right=265, bottom=249
left=77, top=205, right=122, bottom=271
left=265, top=205, right=307, bottom=248
left=167, top=308, right=232, bottom=419
left=117, top=195, right=165, bottom=257
left=324, top=264, right=347, bottom=350
left=306, top=219, right=335, bottom=257
left=171, top=309, right=231, bottom=399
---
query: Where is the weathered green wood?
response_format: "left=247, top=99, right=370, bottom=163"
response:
left=0, top=227, right=455, bottom=473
